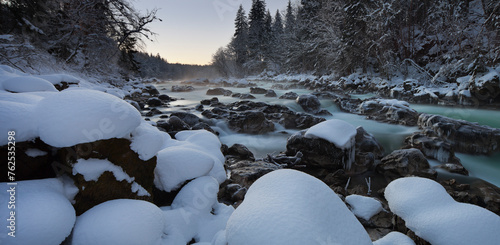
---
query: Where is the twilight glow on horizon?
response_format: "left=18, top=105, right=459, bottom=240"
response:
left=136, top=0, right=293, bottom=65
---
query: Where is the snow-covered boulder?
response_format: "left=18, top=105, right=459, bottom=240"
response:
left=36, top=89, right=141, bottom=147
left=373, top=231, right=416, bottom=245
left=2, top=76, right=58, bottom=92
left=130, top=122, right=170, bottom=161
left=71, top=199, right=164, bottom=245
left=0, top=100, right=38, bottom=145
left=162, top=176, right=234, bottom=244
left=286, top=119, right=356, bottom=170
left=225, top=169, right=372, bottom=245
left=0, top=179, right=76, bottom=245
left=345, top=194, right=383, bottom=221
left=385, top=177, right=500, bottom=245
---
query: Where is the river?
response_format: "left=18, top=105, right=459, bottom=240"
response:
left=154, top=80, right=500, bottom=187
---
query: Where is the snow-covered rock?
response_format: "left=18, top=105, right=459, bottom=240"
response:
left=130, top=122, right=170, bottom=161
left=225, top=169, right=372, bottom=245
left=36, top=89, right=141, bottom=147
left=0, top=179, right=76, bottom=245
left=305, top=119, right=357, bottom=150
left=154, top=146, right=216, bottom=192
left=345, top=194, right=383, bottom=221
left=373, top=231, right=416, bottom=245
left=2, top=76, right=58, bottom=92
left=385, top=177, right=500, bottom=245
left=71, top=199, right=164, bottom=245
left=0, top=100, right=38, bottom=145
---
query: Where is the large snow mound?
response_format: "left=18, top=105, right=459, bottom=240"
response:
left=385, top=177, right=500, bottom=245
left=36, top=89, right=141, bottom=147
left=304, top=119, right=357, bottom=149
left=71, top=199, right=164, bottom=245
left=2, top=76, right=58, bottom=92
left=225, top=169, right=372, bottom=245
left=154, top=146, right=215, bottom=192
left=373, top=231, right=416, bottom=245
left=345, top=194, right=383, bottom=220
left=0, top=179, right=76, bottom=245
left=130, top=122, right=170, bottom=161
left=0, top=100, right=38, bottom=145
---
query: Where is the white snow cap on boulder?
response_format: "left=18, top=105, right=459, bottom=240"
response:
left=373, top=231, right=415, bottom=245
left=345, top=194, right=383, bottom=221
left=36, top=89, right=141, bottom=147
left=385, top=177, right=500, bottom=245
left=304, top=119, right=357, bottom=149
left=71, top=199, right=164, bottom=245
left=2, top=76, right=58, bottom=92
left=0, top=178, right=76, bottom=245
left=225, top=169, right=372, bottom=245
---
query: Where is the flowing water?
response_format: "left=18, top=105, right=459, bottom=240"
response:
left=154, top=80, right=500, bottom=187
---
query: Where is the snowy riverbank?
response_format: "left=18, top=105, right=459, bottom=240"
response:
left=1, top=65, right=500, bottom=244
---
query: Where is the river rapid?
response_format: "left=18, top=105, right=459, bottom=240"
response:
left=153, top=80, right=500, bottom=187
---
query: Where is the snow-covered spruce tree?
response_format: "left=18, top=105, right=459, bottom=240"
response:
left=246, top=0, right=267, bottom=73
left=230, top=4, right=249, bottom=73
left=269, top=9, right=285, bottom=71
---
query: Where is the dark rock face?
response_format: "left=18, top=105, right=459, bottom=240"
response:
left=0, top=138, right=56, bottom=182
left=228, top=111, right=275, bottom=134
left=250, top=87, right=268, bottom=94
left=279, top=91, right=299, bottom=100
left=358, top=99, right=419, bottom=126
left=225, top=160, right=280, bottom=188
left=170, top=111, right=200, bottom=127
left=376, top=148, right=433, bottom=182
left=144, top=85, right=160, bottom=96
left=352, top=127, right=385, bottom=173
left=296, top=94, right=321, bottom=114
left=239, top=93, right=256, bottom=99
left=171, top=85, right=195, bottom=92
left=285, top=130, right=354, bottom=170
left=469, top=73, right=500, bottom=105
left=225, top=144, right=255, bottom=161
left=418, top=113, right=500, bottom=154
left=158, top=94, right=171, bottom=101
left=441, top=178, right=500, bottom=215
left=145, top=108, right=163, bottom=116
left=279, top=112, right=326, bottom=129
left=404, top=132, right=460, bottom=164
left=58, top=138, right=156, bottom=215
left=265, top=89, right=277, bottom=97
left=146, top=97, right=162, bottom=107
left=156, top=116, right=191, bottom=135
left=207, top=87, right=232, bottom=96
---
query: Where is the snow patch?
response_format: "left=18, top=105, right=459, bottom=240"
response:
left=130, top=122, right=170, bottom=161
left=385, top=177, right=500, bottom=245
left=345, top=194, right=383, bottom=221
left=25, top=148, right=48, bottom=157
left=373, top=231, right=416, bottom=245
left=2, top=76, right=58, bottom=92
left=71, top=199, right=164, bottom=245
left=225, top=169, right=372, bottom=245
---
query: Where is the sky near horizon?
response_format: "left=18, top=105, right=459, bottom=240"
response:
left=135, top=0, right=294, bottom=65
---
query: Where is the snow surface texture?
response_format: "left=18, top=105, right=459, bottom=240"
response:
left=345, top=194, right=383, bottom=221
left=73, top=158, right=150, bottom=196
left=385, top=177, right=500, bottom=245
left=155, top=130, right=226, bottom=192
left=162, top=176, right=234, bottom=244
left=71, top=199, right=165, bottom=245
left=373, top=232, right=416, bottom=245
left=130, top=122, right=171, bottom=161
left=2, top=76, right=58, bottom=92
left=304, top=119, right=357, bottom=170
left=0, top=179, right=76, bottom=245
left=37, top=89, right=141, bottom=147
left=225, top=169, right=372, bottom=245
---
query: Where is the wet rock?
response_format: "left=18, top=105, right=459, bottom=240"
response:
left=171, top=85, right=194, bottom=92
left=239, top=93, right=256, bottom=99
left=192, top=122, right=217, bottom=135
left=279, top=91, right=299, bottom=100
left=359, top=99, right=419, bottom=126
left=226, top=160, right=280, bottom=188
left=436, top=163, right=469, bottom=175
left=158, top=94, right=171, bottom=101
left=170, top=111, right=200, bottom=127
left=58, top=138, right=156, bottom=215
left=279, top=112, right=326, bottom=129
left=418, top=113, right=500, bottom=154
left=296, top=94, right=321, bottom=114
left=228, top=111, right=275, bottom=134
left=144, top=85, right=160, bottom=96
left=441, top=178, right=500, bottom=215
left=218, top=181, right=247, bottom=205
left=404, top=132, right=460, bottom=164
left=250, top=87, right=268, bottom=94
left=335, top=98, right=362, bottom=113
left=285, top=130, right=353, bottom=170
left=195, top=104, right=204, bottom=111
left=265, top=89, right=277, bottom=97
left=145, top=108, right=162, bottom=116
left=376, top=148, right=432, bottom=182
left=351, top=127, right=385, bottom=173
left=156, top=116, right=191, bottom=135
left=225, top=143, right=255, bottom=161
left=207, top=87, right=232, bottom=96
left=470, top=72, right=500, bottom=104
left=146, top=97, right=162, bottom=107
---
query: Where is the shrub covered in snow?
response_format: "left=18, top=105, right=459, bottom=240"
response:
left=225, top=169, right=372, bottom=245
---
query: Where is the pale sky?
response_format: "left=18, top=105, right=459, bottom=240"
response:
left=135, top=0, right=294, bottom=65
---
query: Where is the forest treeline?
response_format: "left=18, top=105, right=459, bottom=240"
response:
left=213, top=0, right=499, bottom=80
left=0, top=0, right=213, bottom=80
